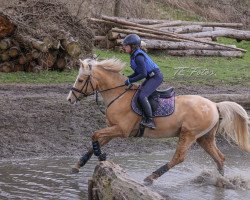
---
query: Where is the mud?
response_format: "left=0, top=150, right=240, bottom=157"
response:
left=0, top=83, right=249, bottom=159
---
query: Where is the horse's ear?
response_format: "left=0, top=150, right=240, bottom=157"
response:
left=79, top=59, right=89, bottom=70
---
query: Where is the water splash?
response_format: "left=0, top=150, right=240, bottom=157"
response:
left=192, top=170, right=249, bottom=190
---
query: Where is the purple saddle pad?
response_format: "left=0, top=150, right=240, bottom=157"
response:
left=131, top=90, right=175, bottom=117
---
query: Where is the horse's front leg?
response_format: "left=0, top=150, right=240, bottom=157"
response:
left=71, top=138, right=111, bottom=174
left=91, top=125, right=123, bottom=161
left=71, top=125, right=123, bottom=173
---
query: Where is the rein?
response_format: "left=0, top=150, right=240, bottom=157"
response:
left=71, top=74, right=137, bottom=114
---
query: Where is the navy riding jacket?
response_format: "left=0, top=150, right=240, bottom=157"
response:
left=128, top=49, right=160, bottom=83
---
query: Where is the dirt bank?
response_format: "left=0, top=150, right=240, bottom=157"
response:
left=0, top=84, right=249, bottom=159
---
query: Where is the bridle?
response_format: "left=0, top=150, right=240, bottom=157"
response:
left=70, top=62, right=137, bottom=114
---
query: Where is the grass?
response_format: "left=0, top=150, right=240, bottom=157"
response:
left=95, top=38, right=250, bottom=86
left=0, top=38, right=249, bottom=86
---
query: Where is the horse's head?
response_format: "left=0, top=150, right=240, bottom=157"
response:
left=67, top=58, right=98, bottom=104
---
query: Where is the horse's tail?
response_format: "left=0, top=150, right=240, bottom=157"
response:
left=216, top=101, right=250, bottom=152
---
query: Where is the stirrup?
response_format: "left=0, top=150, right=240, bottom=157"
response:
left=140, top=118, right=156, bottom=130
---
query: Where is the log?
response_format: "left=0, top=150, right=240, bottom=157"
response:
left=108, top=31, right=122, bottom=40
left=31, top=49, right=41, bottom=59
left=90, top=161, right=166, bottom=200
left=0, top=38, right=11, bottom=50
left=38, top=51, right=57, bottom=69
left=61, top=37, right=81, bottom=58
left=14, top=64, right=24, bottom=72
left=160, top=25, right=203, bottom=34
left=56, top=57, right=67, bottom=70
left=0, top=62, right=14, bottom=72
left=0, top=13, right=16, bottom=38
left=101, top=16, right=247, bottom=52
left=0, top=51, right=10, bottom=62
left=94, top=36, right=106, bottom=41
left=107, top=31, right=126, bottom=40
left=183, top=29, right=250, bottom=41
left=166, top=50, right=243, bottom=57
left=31, top=39, right=51, bottom=53
left=8, top=46, right=19, bottom=58
left=18, top=54, right=30, bottom=65
left=131, top=39, right=238, bottom=50
left=148, top=20, right=243, bottom=28
left=112, top=27, right=182, bottom=42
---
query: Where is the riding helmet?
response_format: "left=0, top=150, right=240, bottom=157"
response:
left=123, top=34, right=141, bottom=46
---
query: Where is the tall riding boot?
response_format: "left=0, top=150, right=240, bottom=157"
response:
left=140, top=97, right=156, bottom=129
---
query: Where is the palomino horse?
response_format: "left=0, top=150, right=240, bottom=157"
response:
left=67, top=58, right=250, bottom=185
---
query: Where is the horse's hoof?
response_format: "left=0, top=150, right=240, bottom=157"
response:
left=71, top=167, right=80, bottom=174
left=98, top=153, right=107, bottom=161
left=143, top=176, right=154, bottom=186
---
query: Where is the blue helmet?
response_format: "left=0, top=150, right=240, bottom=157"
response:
left=123, top=34, right=141, bottom=46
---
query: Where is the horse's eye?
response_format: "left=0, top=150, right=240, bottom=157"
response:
left=78, top=79, right=83, bottom=83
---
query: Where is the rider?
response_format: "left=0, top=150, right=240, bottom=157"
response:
left=123, top=34, right=163, bottom=129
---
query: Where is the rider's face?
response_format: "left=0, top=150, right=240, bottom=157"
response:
left=123, top=45, right=132, bottom=53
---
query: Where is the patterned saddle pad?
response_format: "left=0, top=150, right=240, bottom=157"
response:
left=131, top=87, right=175, bottom=117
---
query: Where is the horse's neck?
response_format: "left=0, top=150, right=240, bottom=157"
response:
left=95, top=69, right=127, bottom=106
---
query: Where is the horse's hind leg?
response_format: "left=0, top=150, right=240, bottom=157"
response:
left=144, top=129, right=196, bottom=185
left=197, top=123, right=225, bottom=176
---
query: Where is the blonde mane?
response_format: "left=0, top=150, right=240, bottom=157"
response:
left=94, top=58, right=126, bottom=72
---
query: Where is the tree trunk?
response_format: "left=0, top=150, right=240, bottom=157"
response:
left=38, top=51, right=57, bottom=70
left=183, top=29, right=250, bottom=41
left=148, top=21, right=243, bottom=28
left=0, top=62, right=14, bottom=72
left=112, top=27, right=182, bottom=42
left=61, top=37, right=81, bottom=58
left=160, top=25, right=203, bottom=34
left=8, top=46, right=20, bottom=58
left=56, top=57, right=67, bottom=70
left=90, top=161, right=166, bottom=200
left=166, top=50, right=243, bottom=57
left=0, top=38, right=11, bottom=50
left=114, top=0, right=122, bottom=17
left=0, top=51, right=10, bottom=62
left=130, top=39, right=237, bottom=50
left=0, top=13, right=16, bottom=38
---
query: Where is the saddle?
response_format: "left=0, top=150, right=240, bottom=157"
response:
left=132, top=87, right=175, bottom=117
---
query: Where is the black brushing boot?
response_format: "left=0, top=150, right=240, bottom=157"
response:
left=140, top=97, right=156, bottom=129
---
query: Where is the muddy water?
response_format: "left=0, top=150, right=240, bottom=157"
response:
left=0, top=147, right=250, bottom=200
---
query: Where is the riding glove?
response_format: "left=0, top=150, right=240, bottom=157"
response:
left=125, top=79, right=131, bottom=86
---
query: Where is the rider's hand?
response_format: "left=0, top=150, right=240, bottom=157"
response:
left=125, top=79, right=131, bottom=86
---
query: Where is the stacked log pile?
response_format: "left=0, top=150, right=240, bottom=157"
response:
left=90, top=16, right=249, bottom=57
left=0, top=0, right=93, bottom=73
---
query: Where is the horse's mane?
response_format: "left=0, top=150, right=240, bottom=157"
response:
left=94, top=58, right=126, bottom=72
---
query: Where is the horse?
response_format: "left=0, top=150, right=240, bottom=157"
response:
left=67, top=58, right=250, bottom=185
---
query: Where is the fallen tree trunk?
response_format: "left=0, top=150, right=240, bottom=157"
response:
left=149, top=21, right=243, bottom=28
left=160, top=25, right=203, bottom=34
left=112, top=28, right=182, bottom=42
left=167, top=50, right=243, bottom=57
left=90, top=161, right=166, bottom=200
left=118, top=39, right=236, bottom=50
left=183, top=29, right=250, bottom=41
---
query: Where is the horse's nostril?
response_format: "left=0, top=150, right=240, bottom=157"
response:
left=68, top=98, right=71, bottom=102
